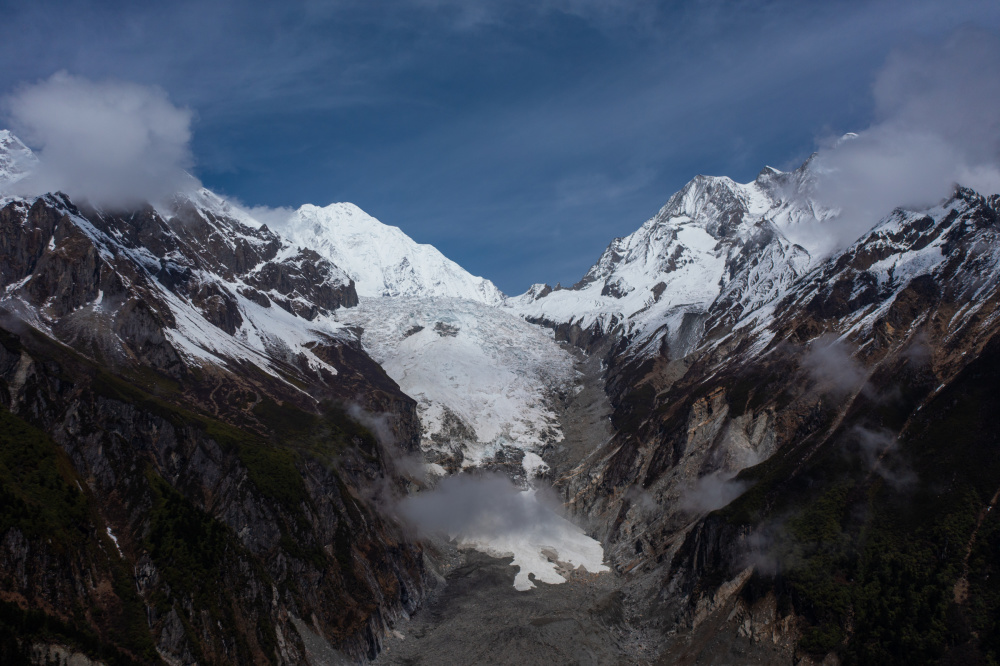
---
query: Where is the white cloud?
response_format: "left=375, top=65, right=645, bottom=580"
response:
left=396, top=472, right=609, bottom=590
left=679, top=471, right=747, bottom=514
left=397, top=472, right=565, bottom=539
left=801, top=334, right=867, bottom=396
left=242, top=204, right=296, bottom=229
left=806, top=28, right=1000, bottom=253
left=3, top=72, right=196, bottom=207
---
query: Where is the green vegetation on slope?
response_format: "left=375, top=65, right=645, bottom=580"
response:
left=0, top=405, right=89, bottom=544
left=145, top=470, right=277, bottom=665
left=713, top=338, right=1000, bottom=664
left=0, top=405, right=155, bottom=664
left=0, top=323, right=396, bottom=661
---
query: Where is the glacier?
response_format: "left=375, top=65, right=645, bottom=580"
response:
left=336, top=295, right=577, bottom=473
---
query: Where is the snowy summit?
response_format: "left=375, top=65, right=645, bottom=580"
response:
left=269, top=202, right=506, bottom=304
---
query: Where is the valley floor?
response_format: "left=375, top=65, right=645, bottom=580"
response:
left=373, top=549, right=644, bottom=666
left=371, top=342, right=657, bottom=665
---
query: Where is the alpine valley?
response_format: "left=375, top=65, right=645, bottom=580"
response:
left=3, top=125, right=1000, bottom=666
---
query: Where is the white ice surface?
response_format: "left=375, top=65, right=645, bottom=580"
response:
left=336, top=296, right=576, bottom=468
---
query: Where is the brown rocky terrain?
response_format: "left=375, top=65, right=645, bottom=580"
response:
left=537, top=187, right=1000, bottom=663
left=0, top=192, right=430, bottom=664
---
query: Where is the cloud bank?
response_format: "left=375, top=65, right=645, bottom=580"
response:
left=3, top=72, right=195, bottom=207
left=804, top=28, right=1000, bottom=254
left=396, top=472, right=608, bottom=590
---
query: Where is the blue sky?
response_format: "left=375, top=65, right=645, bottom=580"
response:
left=3, top=0, right=1000, bottom=293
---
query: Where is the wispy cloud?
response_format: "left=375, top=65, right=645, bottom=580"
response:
left=801, top=334, right=867, bottom=397
left=805, top=28, right=1000, bottom=254
left=397, top=472, right=559, bottom=538
left=555, top=168, right=656, bottom=208
left=846, top=425, right=917, bottom=491
left=679, top=471, right=748, bottom=514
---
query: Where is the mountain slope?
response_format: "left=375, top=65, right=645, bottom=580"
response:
left=0, top=130, right=37, bottom=188
left=0, top=135, right=433, bottom=664
left=0, top=131, right=611, bottom=604
left=559, top=186, right=1000, bottom=663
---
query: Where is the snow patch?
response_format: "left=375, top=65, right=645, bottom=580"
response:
left=106, top=527, right=123, bottom=558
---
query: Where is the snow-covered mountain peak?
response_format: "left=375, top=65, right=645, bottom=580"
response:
left=635, top=162, right=826, bottom=247
left=755, top=165, right=781, bottom=179
left=0, top=129, right=25, bottom=151
left=509, top=155, right=839, bottom=355
left=175, top=186, right=278, bottom=233
left=657, top=174, right=747, bottom=229
left=270, top=202, right=506, bottom=304
left=0, top=129, right=38, bottom=189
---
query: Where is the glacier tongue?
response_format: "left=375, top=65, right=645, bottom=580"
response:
left=336, top=296, right=609, bottom=590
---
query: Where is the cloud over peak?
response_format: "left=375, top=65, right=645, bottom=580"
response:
left=805, top=28, right=1000, bottom=254
left=3, top=72, right=196, bottom=207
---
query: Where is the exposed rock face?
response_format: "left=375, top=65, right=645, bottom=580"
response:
left=0, top=192, right=363, bottom=378
left=0, top=188, right=426, bottom=664
left=551, top=187, right=1000, bottom=663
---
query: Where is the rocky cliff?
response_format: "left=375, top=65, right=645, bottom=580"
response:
left=0, top=189, right=430, bottom=664
left=552, top=186, right=1000, bottom=663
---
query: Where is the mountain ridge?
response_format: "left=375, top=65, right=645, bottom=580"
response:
left=0, top=130, right=37, bottom=188
left=507, top=155, right=835, bottom=360
left=4, top=125, right=1000, bottom=664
